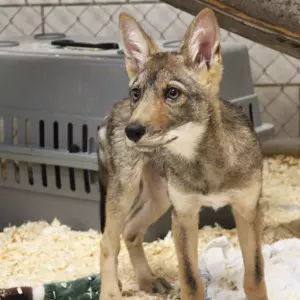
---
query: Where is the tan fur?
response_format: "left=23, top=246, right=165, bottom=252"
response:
left=233, top=204, right=268, bottom=300
left=130, top=97, right=169, bottom=130
left=99, top=8, right=268, bottom=300
left=147, top=99, right=169, bottom=129
left=172, top=210, right=205, bottom=299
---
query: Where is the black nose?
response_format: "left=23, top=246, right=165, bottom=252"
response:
left=125, top=122, right=146, bottom=142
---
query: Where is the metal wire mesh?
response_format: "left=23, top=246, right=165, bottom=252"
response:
left=0, top=0, right=299, bottom=138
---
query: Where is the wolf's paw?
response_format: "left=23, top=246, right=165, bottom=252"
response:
left=139, top=276, right=172, bottom=294
left=100, top=280, right=122, bottom=300
left=99, top=289, right=122, bottom=300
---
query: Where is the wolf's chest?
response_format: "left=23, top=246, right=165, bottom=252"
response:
left=166, top=181, right=231, bottom=213
left=196, top=193, right=231, bottom=210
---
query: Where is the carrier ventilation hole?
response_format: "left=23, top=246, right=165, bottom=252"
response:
left=53, top=121, right=61, bottom=189
left=39, top=120, right=47, bottom=187
left=0, top=115, right=6, bottom=181
left=249, top=103, right=254, bottom=128
left=0, top=116, right=4, bottom=143
left=88, top=136, right=98, bottom=185
left=82, top=124, right=90, bottom=194
left=13, top=117, right=20, bottom=183
left=68, top=123, right=76, bottom=191
left=25, top=118, right=34, bottom=185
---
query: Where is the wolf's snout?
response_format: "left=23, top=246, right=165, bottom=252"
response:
left=125, top=122, right=146, bottom=142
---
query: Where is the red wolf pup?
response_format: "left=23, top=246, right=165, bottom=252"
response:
left=98, top=8, right=268, bottom=300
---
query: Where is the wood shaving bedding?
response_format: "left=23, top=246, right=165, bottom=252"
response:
left=262, top=155, right=300, bottom=227
left=0, top=155, right=299, bottom=299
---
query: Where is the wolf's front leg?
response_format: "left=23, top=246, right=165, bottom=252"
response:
left=100, top=181, right=139, bottom=300
left=123, top=164, right=172, bottom=294
left=232, top=199, right=268, bottom=300
left=171, top=209, right=205, bottom=300
left=169, top=185, right=205, bottom=300
left=124, top=201, right=172, bottom=295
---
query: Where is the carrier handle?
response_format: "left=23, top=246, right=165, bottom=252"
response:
left=51, top=39, right=119, bottom=50
left=0, top=144, right=98, bottom=171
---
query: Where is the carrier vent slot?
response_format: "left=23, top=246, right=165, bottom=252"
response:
left=88, top=136, right=97, bottom=185
left=82, top=124, right=90, bottom=194
left=25, top=118, right=34, bottom=185
left=68, top=122, right=76, bottom=191
left=13, top=117, right=20, bottom=183
left=53, top=121, right=61, bottom=189
left=39, top=120, right=47, bottom=187
left=0, top=115, right=6, bottom=181
left=249, top=103, right=254, bottom=127
left=82, top=125, right=88, bottom=151
left=0, top=116, right=4, bottom=143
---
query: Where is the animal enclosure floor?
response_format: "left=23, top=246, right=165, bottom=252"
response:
left=0, top=156, right=299, bottom=299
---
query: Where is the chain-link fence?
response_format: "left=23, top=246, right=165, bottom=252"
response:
left=0, top=0, right=299, bottom=138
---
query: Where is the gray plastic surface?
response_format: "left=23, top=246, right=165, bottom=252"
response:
left=0, top=35, right=274, bottom=237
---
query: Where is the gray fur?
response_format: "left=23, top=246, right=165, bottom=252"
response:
left=98, top=52, right=262, bottom=205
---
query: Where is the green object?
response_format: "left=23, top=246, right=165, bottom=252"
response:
left=44, top=274, right=101, bottom=300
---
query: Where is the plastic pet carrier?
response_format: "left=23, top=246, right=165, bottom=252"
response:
left=0, top=34, right=274, bottom=241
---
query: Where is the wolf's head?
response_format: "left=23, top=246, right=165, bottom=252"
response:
left=119, top=8, right=223, bottom=154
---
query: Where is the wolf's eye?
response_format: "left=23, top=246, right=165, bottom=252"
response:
left=166, top=87, right=180, bottom=101
left=131, top=88, right=141, bottom=103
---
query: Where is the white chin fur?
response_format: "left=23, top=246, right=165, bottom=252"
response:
left=164, top=122, right=205, bottom=159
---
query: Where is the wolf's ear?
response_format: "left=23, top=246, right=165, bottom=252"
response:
left=119, top=13, right=160, bottom=80
left=180, top=8, right=221, bottom=71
